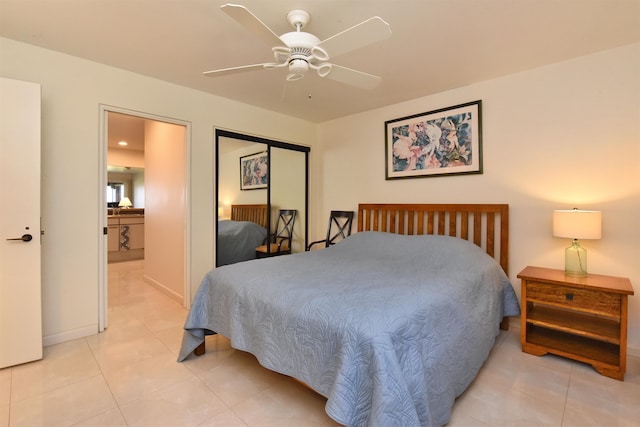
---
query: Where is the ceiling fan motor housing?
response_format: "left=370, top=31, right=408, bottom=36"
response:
left=280, top=32, right=321, bottom=51
left=280, top=31, right=324, bottom=76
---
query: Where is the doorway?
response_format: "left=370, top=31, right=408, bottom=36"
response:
left=98, top=105, right=191, bottom=331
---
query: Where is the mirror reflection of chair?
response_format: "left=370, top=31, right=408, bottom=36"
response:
left=306, top=210, right=354, bottom=251
left=256, top=209, right=297, bottom=258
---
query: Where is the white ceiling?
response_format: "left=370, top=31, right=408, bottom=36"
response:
left=1, top=0, right=639, bottom=123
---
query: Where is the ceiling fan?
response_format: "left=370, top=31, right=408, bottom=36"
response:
left=203, top=4, right=392, bottom=90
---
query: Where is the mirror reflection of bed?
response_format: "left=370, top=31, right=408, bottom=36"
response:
left=217, top=204, right=268, bottom=266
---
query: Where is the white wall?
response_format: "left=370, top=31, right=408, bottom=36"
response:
left=0, top=37, right=316, bottom=345
left=143, top=120, right=186, bottom=302
left=317, top=43, right=640, bottom=353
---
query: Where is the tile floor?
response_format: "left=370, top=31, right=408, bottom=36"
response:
left=1, top=259, right=639, bottom=427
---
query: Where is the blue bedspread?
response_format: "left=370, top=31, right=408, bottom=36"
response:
left=179, top=232, right=520, bottom=427
left=217, top=220, right=266, bottom=266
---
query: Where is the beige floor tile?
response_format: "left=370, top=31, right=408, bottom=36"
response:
left=71, top=408, right=128, bottom=427
left=153, top=324, right=188, bottom=356
left=196, top=408, right=248, bottom=427
left=482, top=352, right=571, bottom=406
left=447, top=407, right=491, bottom=427
left=455, top=383, right=565, bottom=426
left=452, top=334, right=567, bottom=426
left=140, top=303, right=188, bottom=333
left=119, top=376, right=228, bottom=427
left=42, top=339, right=93, bottom=359
left=103, top=352, right=196, bottom=405
left=10, top=340, right=102, bottom=403
left=9, top=375, right=117, bottom=427
left=181, top=335, right=236, bottom=376
left=86, top=317, right=153, bottom=349
left=90, top=334, right=173, bottom=376
left=199, top=351, right=287, bottom=408
left=563, top=364, right=640, bottom=427
left=106, top=303, right=147, bottom=324
left=0, top=368, right=10, bottom=406
left=231, top=378, right=331, bottom=427
left=624, top=354, right=640, bottom=385
left=319, top=417, right=343, bottom=427
left=1, top=403, right=8, bottom=427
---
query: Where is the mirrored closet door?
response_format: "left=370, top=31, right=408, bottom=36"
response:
left=215, top=129, right=309, bottom=267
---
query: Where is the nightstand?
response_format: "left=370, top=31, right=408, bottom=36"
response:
left=518, top=266, right=634, bottom=381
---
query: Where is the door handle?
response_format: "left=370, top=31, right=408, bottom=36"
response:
left=6, top=234, right=33, bottom=242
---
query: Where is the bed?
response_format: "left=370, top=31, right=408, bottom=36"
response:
left=181, top=203, right=520, bottom=427
left=216, top=204, right=268, bottom=266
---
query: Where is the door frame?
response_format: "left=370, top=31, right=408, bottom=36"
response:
left=98, top=105, right=191, bottom=331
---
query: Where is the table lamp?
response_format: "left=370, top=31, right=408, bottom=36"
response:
left=552, top=208, right=601, bottom=277
left=118, top=197, right=132, bottom=208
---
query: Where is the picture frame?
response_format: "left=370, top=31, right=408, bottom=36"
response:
left=385, top=100, right=482, bottom=180
left=240, top=151, right=268, bottom=190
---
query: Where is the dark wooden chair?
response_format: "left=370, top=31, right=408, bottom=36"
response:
left=306, top=210, right=354, bottom=251
left=255, top=209, right=297, bottom=258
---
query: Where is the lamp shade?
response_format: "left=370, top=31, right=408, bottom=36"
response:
left=118, top=197, right=132, bottom=208
left=553, top=209, right=601, bottom=240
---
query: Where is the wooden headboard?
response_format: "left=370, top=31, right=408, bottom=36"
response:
left=230, top=204, right=268, bottom=228
left=358, top=203, right=509, bottom=275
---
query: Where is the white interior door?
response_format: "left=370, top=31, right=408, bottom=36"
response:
left=0, top=77, right=42, bottom=368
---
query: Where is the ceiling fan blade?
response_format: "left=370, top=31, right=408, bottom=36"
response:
left=324, top=64, right=382, bottom=90
left=221, top=4, right=287, bottom=48
left=203, top=63, right=271, bottom=77
left=317, top=17, right=391, bottom=59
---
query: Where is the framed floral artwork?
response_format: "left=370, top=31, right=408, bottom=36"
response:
left=240, top=151, right=268, bottom=190
left=385, top=100, right=482, bottom=179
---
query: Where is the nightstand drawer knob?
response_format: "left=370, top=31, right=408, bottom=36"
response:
left=566, top=293, right=574, bottom=301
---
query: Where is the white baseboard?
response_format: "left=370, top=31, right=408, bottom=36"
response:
left=143, top=274, right=184, bottom=304
left=43, top=324, right=98, bottom=347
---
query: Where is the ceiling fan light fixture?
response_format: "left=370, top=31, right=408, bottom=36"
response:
left=310, top=45, right=329, bottom=62
left=288, top=58, right=309, bottom=75
left=316, top=62, right=332, bottom=77
left=272, top=46, right=291, bottom=63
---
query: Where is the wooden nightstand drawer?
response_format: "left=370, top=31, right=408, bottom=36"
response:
left=526, top=281, right=621, bottom=317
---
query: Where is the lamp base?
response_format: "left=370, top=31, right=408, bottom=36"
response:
left=565, top=239, right=588, bottom=277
